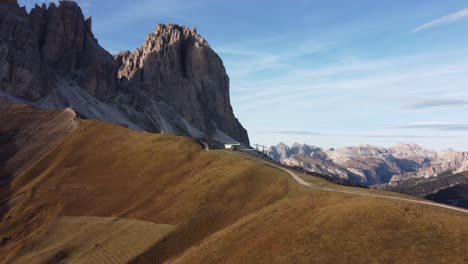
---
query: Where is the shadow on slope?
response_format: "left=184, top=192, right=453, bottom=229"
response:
left=426, top=184, right=468, bottom=209
left=0, top=117, right=289, bottom=263
left=0, top=102, right=77, bottom=228
left=0, top=104, right=467, bottom=264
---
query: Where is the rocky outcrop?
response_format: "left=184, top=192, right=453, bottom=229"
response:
left=0, top=1, right=117, bottom=100
left=0, top=2, right=42, bottom=99
left=0, top=1, right=249, bottom=145
left=115, top=24, right=249, bottom=145
left=29, top=1, right=118, bottom=99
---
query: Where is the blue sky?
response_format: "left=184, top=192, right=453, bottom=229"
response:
left=22, top=0, right=468, bottom=150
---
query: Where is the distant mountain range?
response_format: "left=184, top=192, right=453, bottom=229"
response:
left=268, top=143, right=468, bottom=186
left=268, top=142, right=468, bottom=208
left=385, top=171, right=468, bottom=208
left=0, top=1, right=248, bottom=146
left=1, top=1, right=468, bottom=262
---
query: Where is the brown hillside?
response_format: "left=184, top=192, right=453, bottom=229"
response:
left=0, top=103, right=467, bottom=264
left=0, top=102, right=78, bottom=182
left=0, top=102, right=78, bottom=231
left=0, top=103, right=289, bottom=263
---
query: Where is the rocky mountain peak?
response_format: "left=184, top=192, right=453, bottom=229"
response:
left=153, top=24, right=207, bottom=46
left=439, top=148, right=457, bottom=155
left=276, top=142, right=290, bottom=149
left=8, top=0, right=116, bottom=99
left=0, top=1, right=249, bottom=146
left=389, top=143, right=437, bottom=161
left=115, top=22, right=249, bottom=145
left=291, top=142, right=303, bottom=148
left=116, top=23, right=213, bottom=81
left=391, top=143, right=424, bottom=151
left=330, top=145, right=388, bottom=159
left=268, top=142, right=290, bottom=161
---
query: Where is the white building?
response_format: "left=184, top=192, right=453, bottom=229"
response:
left=224, top=142, right=241, bottom=150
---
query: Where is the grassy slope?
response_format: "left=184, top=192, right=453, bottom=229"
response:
left=1, top=119, right=290, bottom=263
left=0, top=105, right=467, bottom=263
left=171, top=193, right=468, bottom=264
left=0, top=102, right=77, bottom=183
left=228, top=151, right=430, bottom=200
left=14, top=216, right=175, bottom=264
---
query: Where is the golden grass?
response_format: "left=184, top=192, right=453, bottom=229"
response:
left=2, top=120, right=291, bottom=263
left=14, top=216, right=174, bottom=264
left=0, top=102, right=77, bottom=197
left=170, top=194, right=468, bottom=264
left=1, top=107, right=467, bottom=264
left=225, top=150, right=430, bottom=200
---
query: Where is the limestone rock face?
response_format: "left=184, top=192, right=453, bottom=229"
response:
left=29, top=1, right=118, bottom=98
left=0, top=0, right=18, bottom=6
left=115, top=24, right=249, bottom=145
left=0, top=3, right=42, bottom=99
left=0, top=1, right=249, bottom=145
left=0, top=1, right=117, bottom=100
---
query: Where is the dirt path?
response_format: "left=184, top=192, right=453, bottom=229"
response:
left=222, top=150, right=468, bottom=215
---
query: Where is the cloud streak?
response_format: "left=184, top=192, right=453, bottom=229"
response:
left=412, top=8, right=468, bottom=33
left=215, top=38, right=327, bottom=79
left=393, top=122, right=468, bottom=131
left=259, top=131, right=321, bottom=136
left=233, top=54, right=468, bottom=111
left=408, top=99, right=468, bottom=109
left=259, top=131, right=454, bottom=138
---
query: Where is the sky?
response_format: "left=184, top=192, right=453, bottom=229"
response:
left=21, top=0, right=468, bottom=151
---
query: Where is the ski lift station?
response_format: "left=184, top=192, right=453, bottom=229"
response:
left=224, top=142, right=241, bottom=150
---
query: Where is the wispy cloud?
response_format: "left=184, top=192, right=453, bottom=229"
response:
left=233, top=50, right=468, bottom=110
left=412, top=8, right=468, bottom=33
left=408, top=99, right=468, bottom=109
left=259, top=131, right=454, bottom=139
left=215, top=38, right=328, bottom=79
left=392, top=122, right=468, bottom=131
left=259, top=131, right=320, bottom=136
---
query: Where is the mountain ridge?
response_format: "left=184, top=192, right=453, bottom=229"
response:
left=0, top=0, right=249, bottom=146
left=268, top=142, right=468, bottom=185
left=1, top=102, right=468, bottom=263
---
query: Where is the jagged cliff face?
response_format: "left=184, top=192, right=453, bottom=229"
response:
left=29, top=2, right=117, bottom=99
left=0, top=1, right=116, bottom=99
left=115, top=24, right=248, bottom=144
left=0, top=1, right=42, bottom=99
left=0, top=1, right=249, bottom=145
